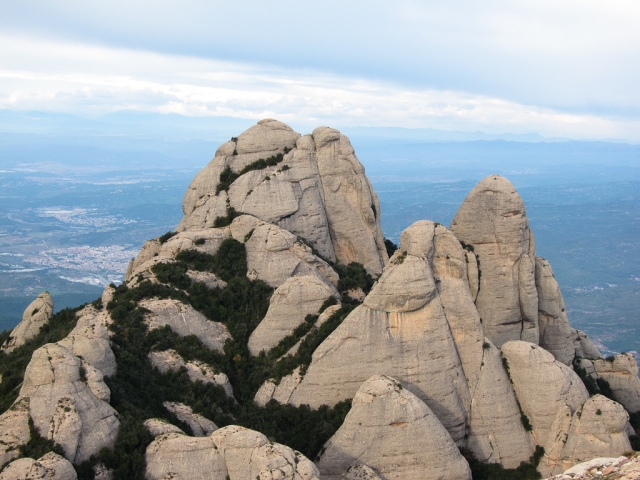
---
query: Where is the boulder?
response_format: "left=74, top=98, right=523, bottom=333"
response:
left=316, top=374, right=471, bottom=480
left=140, top=298, right=231, bottom=353
left=145, top=425, right=320, bottom=480
left=248, top=275, right=339, bottom=355
left=543, top=395, right=631, bottom=476
left=162, top=402, right=217, bottom=437
left=501, top=341, right=589, bottom=451
left=0, top=396, right=31, bottom=467
left=575, top=330, right=602, bottom=360
left=0, top=452, right=77, bottom=480
left=254, top=367, right=303, bottom=407
left=450, top=175, right=539, bottom=347
left=535, top=257, right=578, bottom=365
left=148, top=349, right=234, bottom=398
left=592, top=354, right=640, bottom=413
left=144, top=418, right=186, bottom=437
left=2, top=292, right=54, bottom=352
left=20, top=343, right=120, bottom=463
left=343, top=465, right=382, bottom=479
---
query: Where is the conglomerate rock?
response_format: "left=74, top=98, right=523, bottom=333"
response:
left=0, top=452, right=77, bottom=480
left=145, top=425, right=320, bottom=480
left=20, top=343, right=119, bottom=463
left=2, top=292, right=54, bottom=353
left=316, top=374, right=471, bottom=480
left=592, top=354, right=640, bottom=413
left=450, top=175, right=539, bottom=347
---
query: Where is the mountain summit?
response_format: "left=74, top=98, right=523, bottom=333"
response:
left=1, top=120, right=640, bottom=479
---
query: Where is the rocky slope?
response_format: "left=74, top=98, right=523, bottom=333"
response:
left=0, top=119, right=639, bottom=480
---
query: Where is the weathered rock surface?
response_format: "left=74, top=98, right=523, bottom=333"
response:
left=162, top=402, right=217, bottom=437
left=284, top=303, right=341, bottom=357
left=254, top=367, right=303, bottom=407
left=0, top=396, right=31, bottom=467
left=57, top=322, right=116, bottom=377
left=148, top=349, right=234, bottom=398
left=186, top=270, right=226, bottom=289
left=140, top=298, right=231, bottom=353
left=592, top=354, right=640, bottom=413
left=501, top=341, right=589, bottom=451
left=239, top=217, right=338, bottom=289
left=248, top=275, right=338, bottom=355
left=546, top=395, right=631, bottom=475
left=575, top=330, right=602, bottom=360
left=450, top=175, right=539, bottom=347
left=0, top=452, right=77, bottom=480
left=316, top=374, right=471, bottom=480
left=2, top=292, right=54, bottom=352
left=343, top=464, right=382, bottom=480
left=536, top=257, right=578, bottom=365
left=144, top=418, right=185, bottom=437
left=145, top=425, right=320, bottom=480
left=175, top=120, right=388, bottom=274
left=20, top=343, right=120, bottom=463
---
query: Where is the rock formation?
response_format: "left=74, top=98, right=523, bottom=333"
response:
left=450, top=175, right=538, bottom=347
left=145, top=426, right=320, bottom=480
left=316, top=374, right=472, bottom=479
left=149, top=349, right=234, bottom=398
left=0, top=452, right=77, bottom=480
left=2, top=292, right=54, bottom=353
left=176, top=119, right=388, bottom=274
left=1, top=122, right=637, bottom=479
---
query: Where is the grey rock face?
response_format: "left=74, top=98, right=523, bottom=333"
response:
left=0, top=452, right=77, bottom=480
left=316, top=374, right=471, bottom=480
left=450, top=175, right=539, bottom=347
left=592, top=354, right=640, bottom=413
left=248, top=275, right=338, bottom=355
left=176, top=120, right=387, bottom=275
left=2, top=292, right=54, bottom=352
left=343, top=465, right=382, bottom=480
left=162, top=402, right=217, bottom=437
left=543, top=395, right=631, bottom=476
left=143, top=418, right=185, bottom=437
left=535, top=257, right=578, bottom=365
left=145, top=425, right=320, bottom=480
left=0, top=396, right=31, bottom=467
left=57, top=322, right=116, bottom=377
left=140, top=298, right=232, bottom=353
left=254, top=367, right=303, bottom=407
left=20, top=343, right=119, bottom=463
left=501, top=341, right=589, bottom=450
left=148, top=349, right=234, bottom=399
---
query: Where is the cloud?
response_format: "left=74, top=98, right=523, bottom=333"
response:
left=0, top=33, right=639, bottom=140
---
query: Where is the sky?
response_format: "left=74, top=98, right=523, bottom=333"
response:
left=1, top=1, right=639, bottom=140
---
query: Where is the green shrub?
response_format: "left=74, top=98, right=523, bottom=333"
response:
left=334, top=262, right=375, bottom=295
left=216, top=153, right=285, bottom=194
left=460, top=445, right=543, bottom=480
left=158, top=231, right=177, bottom=244
left=212, top=206, right=240, bottom=228
left=194, top=238, right=206, bottom=246
left=384, top=238, right=398, bottom=257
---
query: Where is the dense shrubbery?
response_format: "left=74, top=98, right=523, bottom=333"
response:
left=157, top=231, right=177, bottom=244
left=0, top=307, right=80, bottom=412
left=384, top=238, right=398, bottom=257
left=333, top=262, right=375, bottom=295
left=84, top=239, right=352, bottom=479
left=462, top=445, right=544, bottom=480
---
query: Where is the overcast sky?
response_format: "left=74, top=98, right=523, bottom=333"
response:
left=1, top=1, right=639, bottom=140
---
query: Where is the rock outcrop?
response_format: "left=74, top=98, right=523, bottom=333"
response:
left=149, top=349, right=234, bottom=398
left=145, top=425, right=320, bottom=480
left=0, top=452, right=77, bottom=480
left=2, top=292, right=54, bottom=352
left=144, top=418, right=186, bottom=437
left=19, top=343, right=120, bottom=463
left=591, top=354, right=640, bottom=413
left=450, top=175, right=538, bottom=347
left=140, top=298, right=231, bottom=353
left=162, top=402, right=217, bottom=437
left=176, top=120, right=388, bottom=274
left=248, top=275, right=338, bottom=355
left=0, top=397, right=31, bottom=467
left=316, top=374, right=471, bottom=480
